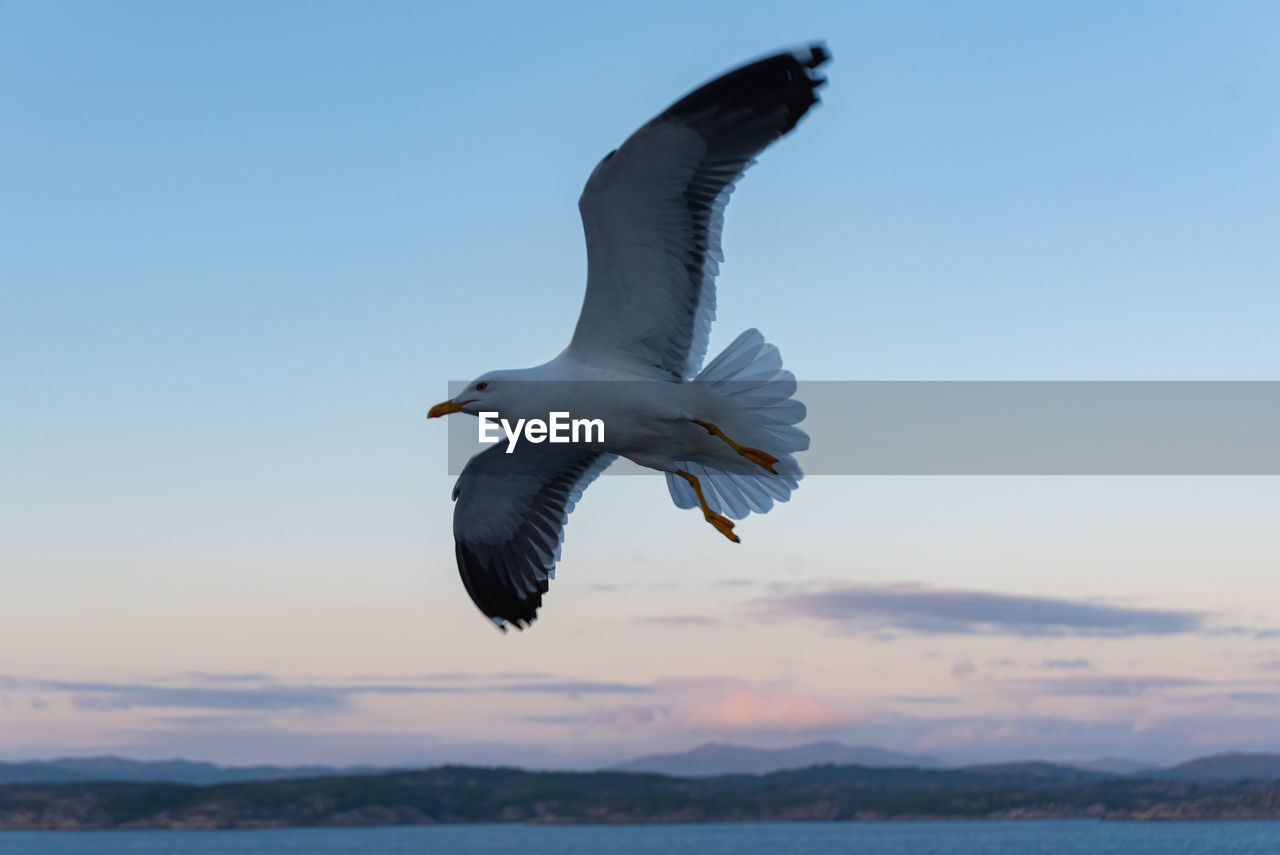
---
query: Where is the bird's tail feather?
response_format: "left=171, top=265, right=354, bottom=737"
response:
left=665, top=329, right=808, bottom=519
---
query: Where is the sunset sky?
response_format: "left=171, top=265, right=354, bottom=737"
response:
left=3, top=1, right=1279, bottom=768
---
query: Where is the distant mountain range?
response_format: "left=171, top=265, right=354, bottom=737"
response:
left=611, top=742, right=1279, bottom=780
left=2, top=745, right=1278, bottom=787
left=1151, top=752, right=1280, bottom=781
left=611, top=741, right=944, bottom=776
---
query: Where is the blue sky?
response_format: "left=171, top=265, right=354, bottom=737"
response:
left=1, top=1, right=1279, bottom=767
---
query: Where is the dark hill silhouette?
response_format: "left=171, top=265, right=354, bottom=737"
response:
left=2, top=762, right=1279, bottom=828
left=1148, top=752, right=1280, bottom=781
left=0, top=756, right=379, bottom=786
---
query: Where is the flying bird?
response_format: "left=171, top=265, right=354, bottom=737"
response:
left=429, top=44, right=830, bottom=629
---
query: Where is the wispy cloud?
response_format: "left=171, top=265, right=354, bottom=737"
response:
left=491, top=681, right=652, bottom=696
left=882, top=695, right=959, bottom=705
left=1224, top=692, right=1280, bottom=704
left=656, top=677, right=861, bottom=734
left=0, top=673, right=652, bottom=714
left=150, top=714, right=271, bottom=728
left=1038, top=658, right=1093, bottom=670
left=755, top=583, right=1207, bottom=638
left=1005, top=675, right=1209, bottom=698
left=343, top=672, right=555, bottom=682
left=54, top=681, right=349, bottom=712
left=519, top=677, right=862, bottom=738
left=637, top=615, right=721, bottom=627
left=173, top=672, right=273, bottom=685
left=520, top=706, right=667, bottom=730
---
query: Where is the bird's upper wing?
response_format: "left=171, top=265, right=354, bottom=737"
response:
left=451, top=441, right=615, bottom=630
left=568, top=44, right=830, bottom=381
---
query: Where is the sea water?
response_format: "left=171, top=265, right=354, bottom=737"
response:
left=0, top=820, right=1276, bottom=854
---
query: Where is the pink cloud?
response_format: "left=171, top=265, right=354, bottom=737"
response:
left=656, top=677, right=862, bottom=734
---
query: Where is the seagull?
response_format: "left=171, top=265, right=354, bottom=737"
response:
left=429, top=44, right=830, bottom=630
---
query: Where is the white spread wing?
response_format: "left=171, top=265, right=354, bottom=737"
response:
left=451, top=442, right=615, bottom=630
left=569, top=44, right=830, bottom=380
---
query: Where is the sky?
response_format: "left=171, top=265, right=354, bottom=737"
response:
left=2, top=0, right=1279, bottom=769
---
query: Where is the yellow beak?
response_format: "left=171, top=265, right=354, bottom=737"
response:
left=428, top=399, right=472, bottom=419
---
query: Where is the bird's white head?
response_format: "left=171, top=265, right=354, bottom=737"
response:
left=427, top=371, right=510, bottom=419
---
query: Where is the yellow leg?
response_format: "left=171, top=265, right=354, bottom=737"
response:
left=693, top=419, right=779, bottom=474
left=676, top=470, right=740, bottom=544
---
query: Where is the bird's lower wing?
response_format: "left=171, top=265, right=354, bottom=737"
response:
left=451, top=442, right=615, bottom=630
left=568, top=43, right=830, bottom=381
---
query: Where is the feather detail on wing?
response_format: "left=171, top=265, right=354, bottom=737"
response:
left=569, top=43, right=830, bottom=380
left=451, top=443, right=615, bottom=630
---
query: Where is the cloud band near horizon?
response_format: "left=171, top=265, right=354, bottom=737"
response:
left=756, top=584, right=1208, bottom=637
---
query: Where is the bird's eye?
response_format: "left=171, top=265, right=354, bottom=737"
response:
left=475, top=382, right=488, bottom=391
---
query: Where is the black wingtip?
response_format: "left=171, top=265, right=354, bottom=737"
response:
left=661, top=42, right=832, bottom=140
left=455, top=540, right=544, bottom=631
left=797, top=42, right=832, bottom=94
left=803, top=42, right=832, bottom=70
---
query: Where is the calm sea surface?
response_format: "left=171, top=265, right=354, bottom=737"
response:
left=0, top=821, right=1275, bottom=854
